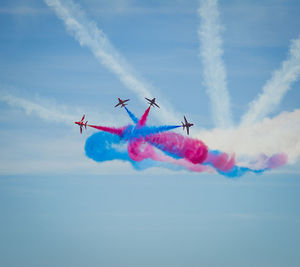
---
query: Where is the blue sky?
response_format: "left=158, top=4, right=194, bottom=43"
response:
left=0, top=0, right=300, bottom=266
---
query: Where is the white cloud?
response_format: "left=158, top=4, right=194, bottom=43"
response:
left=198, top=109, right=300, bottom=164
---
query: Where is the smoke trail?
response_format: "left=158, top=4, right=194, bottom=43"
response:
left=124, top=107, right=138, bottom=124
left=127, top=139, right=156, bottom=162
left=203, top=150, right=286, bottom=177
left=204, top=150, right=235, bottom=172
left=0, top=93, right=76, bottom=124
left=45, top=0, right=178, bottom=124
left=127, top=138, right=213, bottom=173
left=137, top=106, right=151, bottom=127
left=87, top=120, right=180, bottom=140
left=146, top=132, right=208, bottom=164
left=122, top=125, right=180, bottom=140
left=242, top=36, right=300, bottom=125
left=87, top=124, right=125, bottom=136
left=85, top=131, right=129, bottom=162
left=198, top=0, right=232, bottom=128
left=127, top=137, right=287, bottom=176
left=85, top=131, right=186, bottom=171
left=84, top=97, right=288, bottom=177
left=85, top=130, right=286, bottom=177
left=0, top=92, right=121, bottom=127
left=129, top=129, right=288, bottom=175
left=219, top=155, right=287, bottom=177
left=85, top=132, right=215, bottom=173
left=198, top=109, right=300, bottom=164
left=3, top=92, right=289, bottom=177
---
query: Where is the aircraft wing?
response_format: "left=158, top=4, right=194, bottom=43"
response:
left=154, top=102, right=160, bottom=108
left=145, top=97, right=151, bottom=102
left=115, top=103, right=121, bottom=107
left=184, top=116, right=188, bottom=125
left=123, top=99, right=129, bottom=103
left=81, top=114, right=85, bottom=121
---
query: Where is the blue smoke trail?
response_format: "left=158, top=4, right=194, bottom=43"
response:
left=85, top=131, right=129, bottom=162
left=122, top=125, right=181, bottom=140
left=204, top=150, right=266, bottom=178
left=125, top=107, right=139, bottom=124
left=85, top=131, right=183, bottom=171
left=217, top=166, right=265, bottom=178
left=85, top=133, right=268, bottom=177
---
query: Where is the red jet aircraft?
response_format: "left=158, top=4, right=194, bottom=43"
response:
left=181, top=116, right=194, bottom=135
left=145, top=97, right=160, bottom=108
left=115, top=98, right=130, bottom=108
left=75, top=115, right=88, bottom=134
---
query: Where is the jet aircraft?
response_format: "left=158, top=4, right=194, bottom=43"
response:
left=181, top=116, right=194, bottom=135
left=115, top=98, right=130, bottom=108
left=145, top=97, right=160, bottom=108
left=75, top=115, right=88, bottom=134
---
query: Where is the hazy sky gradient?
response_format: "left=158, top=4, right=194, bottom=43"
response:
left=0, top=0, right=300, bottom=266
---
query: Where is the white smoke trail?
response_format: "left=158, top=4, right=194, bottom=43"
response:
left=44, top=0, right=178, bottom=124
left=0, top=92, right=125, bottom=126
left=198, top=109, right=300, bottom=164
left=198, top=0, right=232, bottom=128
left=242, top=36, right=300, bottom=125
left=0, top=93, right=76, bottom=125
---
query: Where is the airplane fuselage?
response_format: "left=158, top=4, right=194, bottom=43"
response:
left=115, top=98, right=129, bottom=108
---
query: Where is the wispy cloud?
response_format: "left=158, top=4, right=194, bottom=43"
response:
left=242, top=36, right=300, bottom=125
left=44, top=0, right=178, bottom=124
left=197, top=0, right=232, bottom=128
left=0, top=131, right=136, bottom=175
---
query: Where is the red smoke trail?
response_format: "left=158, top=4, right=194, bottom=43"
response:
left=204, top=151, right=235, bottom=172
left=145, top=132, right=208, bottom=164
left=127, top=138, right=155, bottom=161
left=88, top=125, right=125, bottom=136
left=137, top=106, right=151, bottom=127
left=266, top=153, right=287, bottom=168
left=127, top=138, right=214, bottom=172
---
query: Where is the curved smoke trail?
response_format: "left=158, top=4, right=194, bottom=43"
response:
left=84, top=104, right=287, bottom=177
left=125, top=107, right=139, bottom=124
left=85, top=130, right=287, bottom=177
